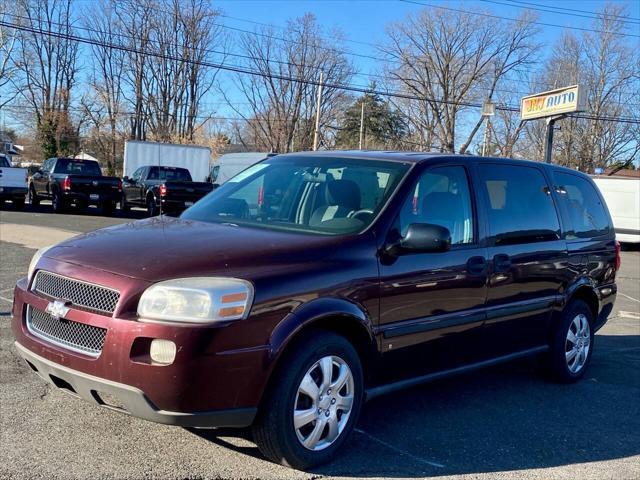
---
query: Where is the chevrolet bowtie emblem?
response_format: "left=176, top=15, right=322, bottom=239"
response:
left=46, top=300, right=71, bottom=320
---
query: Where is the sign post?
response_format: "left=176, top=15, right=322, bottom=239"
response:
left=520, top=85, right=585, bottom=163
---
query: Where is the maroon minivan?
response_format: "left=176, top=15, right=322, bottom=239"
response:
left=12, top=152, right=618, bottom=469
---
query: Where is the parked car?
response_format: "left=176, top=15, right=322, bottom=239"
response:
left=593, top=176, right=640, bottom=244
left=13, top=152, right=618, bottom=470
left=121, top=165, right=214, bottom=216
left=0, top=154, right=27, bottom=209
left=29, top=157, right=121, bottom=214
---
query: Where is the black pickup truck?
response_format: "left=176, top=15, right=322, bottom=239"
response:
left=29, top=157, right=122, bottom=214
left=121, top=165, right=213, bottom=216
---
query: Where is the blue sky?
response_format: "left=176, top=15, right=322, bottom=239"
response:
left=216, top=0, right=640, bottom=80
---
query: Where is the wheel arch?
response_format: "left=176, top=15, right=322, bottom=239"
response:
left=564, top=279, right=600, bottom=321
left=263, top=297, right=378, bottom=396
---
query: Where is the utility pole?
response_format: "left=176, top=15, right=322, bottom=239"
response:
left=481, top=116, right=491, bottom=156
left=358, top=101, right=365, bottom=150
left=313, top=71, right=324, bottom=151
left=481, top=99, right=495, bottom=157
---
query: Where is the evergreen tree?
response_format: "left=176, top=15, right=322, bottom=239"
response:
left=335, top=91, right=407, bottom=150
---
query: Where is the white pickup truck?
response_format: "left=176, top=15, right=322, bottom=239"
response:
left=0, top=154, right=27, bottom=209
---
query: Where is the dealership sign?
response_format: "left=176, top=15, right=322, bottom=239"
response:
left=520, top=85, right=585, bottom=121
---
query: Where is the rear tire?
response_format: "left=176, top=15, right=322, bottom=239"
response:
left=252, top=331, right=364, bottom=470
left=13, top=197, right=25, bottom=209
left=52, top=190, right=65, bottom=213
left=547, top=300, right=595, bottom=383
left=29, top=185, right=40, bottom=206
left=146, top=195, right=158, bottom=217
left=102, top=200, right=114, bottom=216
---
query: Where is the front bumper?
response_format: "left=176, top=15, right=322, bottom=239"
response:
left=15, top=341, right=256, bottom=427
left=12, top=261, right=272, bottom=426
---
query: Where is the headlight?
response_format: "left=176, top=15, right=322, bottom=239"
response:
left=28, top=245, right=54, bottom=282
left=137, top=277, right=254, bottom=324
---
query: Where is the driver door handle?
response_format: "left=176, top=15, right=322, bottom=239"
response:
left=466, top=256, right=487, bottom=275
left=493, top=254, right=511, bottom=273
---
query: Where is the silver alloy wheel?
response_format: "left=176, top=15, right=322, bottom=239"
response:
left=565, top=313, right=591, bottom=373
left=293, top=355, right=354, bottom=451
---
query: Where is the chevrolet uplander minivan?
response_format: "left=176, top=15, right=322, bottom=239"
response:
left=12, top=152, right=618, bottom=469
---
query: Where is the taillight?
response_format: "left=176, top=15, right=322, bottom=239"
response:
left=615, top=240, right=621, bottom=271
left=159, top=184, right=167, bottom=197
left=117, top=179, right=122, bottom=192
left=62, top=176, right=72, bottom=191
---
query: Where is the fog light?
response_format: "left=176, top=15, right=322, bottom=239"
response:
left=150, top=339, right=176, bottom=365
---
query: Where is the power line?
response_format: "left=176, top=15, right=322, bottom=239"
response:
left=400, top=0, right=640, bottom=38
left=502, top=0, right=640, bottom=22
left=2, top=19, right=639, bottom=125
left=8, top=10, right=638, bottom=104
left=477, top=0, right=640, bottom=25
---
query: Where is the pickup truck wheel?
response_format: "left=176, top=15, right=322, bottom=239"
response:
left=252, top=332, right=363, bottom=470
left=546, top=300, right=595, bottom=383
left=13, top=197, right=25, bottom=209
left=51, top=190, right=65, bottom=213
left=29, top=185, right=40, bottom=206
left=146, top=196, right=158, bottom=217
left=120, top=193, right=130, bottom=212
left=102, top=200, right=114, bottom=216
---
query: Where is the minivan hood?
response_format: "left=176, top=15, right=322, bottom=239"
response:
left=45, top=216, right=339, bottom=281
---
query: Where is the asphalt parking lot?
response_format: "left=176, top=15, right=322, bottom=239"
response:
left=1, top=204, right=639, bottom=480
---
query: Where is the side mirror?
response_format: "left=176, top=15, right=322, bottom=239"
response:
left=386, top=223, right=451, bottom=255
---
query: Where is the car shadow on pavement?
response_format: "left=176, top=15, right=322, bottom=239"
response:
left=188, top=334, right=640, bottom=477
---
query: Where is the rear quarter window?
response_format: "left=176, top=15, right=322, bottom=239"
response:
left=554, top=172, right=611, bottom=239
left=479, top=164, right=560, bottom=245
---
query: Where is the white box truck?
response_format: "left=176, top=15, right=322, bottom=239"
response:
left=593, top=175, right=640, bottom=244
left=123, top=140, right=211, bottom=182
left=210, top=152, right=271, bottom=185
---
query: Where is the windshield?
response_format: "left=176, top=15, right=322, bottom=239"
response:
left=181, top=156, right=410, bottom=235
left=54, top=158, right=102, bottom=176
left=149, top=166, right=192, bottom=181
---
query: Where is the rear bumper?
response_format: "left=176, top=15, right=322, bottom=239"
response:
left=595, top=283, right=617, bottom=332
left=159, top=197, right=199, bottom=211
left=15, top=342, right=256, bottom=427
left=63, top=190, right=119, bottom=205
left=0, top=186, right=27, bottom=199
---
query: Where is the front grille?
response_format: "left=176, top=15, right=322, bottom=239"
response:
left=33, top=271, right=119, bottom=315
left=26, top=306, right=107, bottom=357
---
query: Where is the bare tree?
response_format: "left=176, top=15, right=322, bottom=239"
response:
left=227, top=14, right=354, bottom=153
left=13, top=0, right=80, bottom=158
left=0, top=0, right=19, bottom=111
left=383, top=7, right=540, bottom=153
left=82, top=0, right=127, bottom=173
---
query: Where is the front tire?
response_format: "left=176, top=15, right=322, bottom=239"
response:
left=253, top=332, right=364, bottom=470
left=29, top=185, right=40, bottom=206
left=547, top=300, right=595, bottom=383
left=120, top=193, right=130, bottom=212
